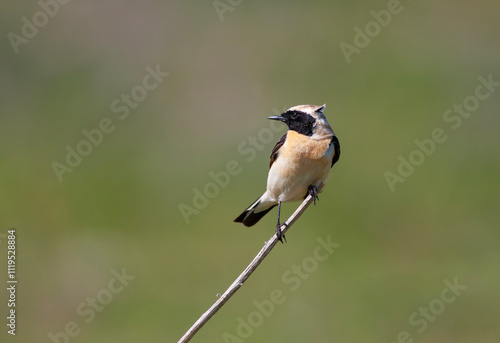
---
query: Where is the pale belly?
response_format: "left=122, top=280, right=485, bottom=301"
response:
left=266, top=148, right=332, bottom=202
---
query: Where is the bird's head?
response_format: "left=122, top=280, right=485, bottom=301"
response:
left=268, top=104, right=334, bottom=138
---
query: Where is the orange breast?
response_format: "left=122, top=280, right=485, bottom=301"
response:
left=281, top=131, right=332, bottom=162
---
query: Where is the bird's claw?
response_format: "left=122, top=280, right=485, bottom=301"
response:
left=308, top=185, right=319, bottom=206
left=276, top=223, right=287, bottom=244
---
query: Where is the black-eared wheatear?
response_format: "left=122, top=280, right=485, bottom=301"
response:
left=234, top=104, right=340, bottom=243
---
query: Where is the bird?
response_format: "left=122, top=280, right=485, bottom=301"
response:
left=234, top=104, right=340, bottom=243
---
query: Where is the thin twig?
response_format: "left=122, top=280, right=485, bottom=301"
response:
left=177, top=179, right=327, bottom=343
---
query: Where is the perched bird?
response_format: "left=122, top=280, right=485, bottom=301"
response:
left=234, top=104, right=340, bottom=242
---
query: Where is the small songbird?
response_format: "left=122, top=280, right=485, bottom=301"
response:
left=234, top=104, right=340, bottom=243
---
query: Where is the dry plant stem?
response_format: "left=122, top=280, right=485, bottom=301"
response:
left=177, top=179, right=327, bottom=343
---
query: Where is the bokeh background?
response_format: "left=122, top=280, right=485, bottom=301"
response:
left=1, top=0, right=499, bottom=342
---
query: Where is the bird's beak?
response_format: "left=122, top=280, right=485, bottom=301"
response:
left=268, top=115, right=285, bottom=121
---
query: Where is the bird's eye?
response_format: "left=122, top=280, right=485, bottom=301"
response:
left=290, top=112, right=298, bottom=120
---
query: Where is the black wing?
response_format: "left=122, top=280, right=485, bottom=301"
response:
left=269, top=134, right=287, bottom=168
left=331, top=136, right=340, bottom=167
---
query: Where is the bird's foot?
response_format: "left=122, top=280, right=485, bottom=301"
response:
left=276, top=223, right=287, bottom=244
left=308, top=185, right=319, bottom=206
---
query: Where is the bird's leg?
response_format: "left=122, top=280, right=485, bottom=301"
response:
left=276, top=201, right=287, bottom=244
left=308, top=185, right=319, bottom=206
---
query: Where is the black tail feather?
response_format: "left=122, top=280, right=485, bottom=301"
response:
left=234, top=200, right=276, bottom=227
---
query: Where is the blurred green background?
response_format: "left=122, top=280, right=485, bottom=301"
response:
left=1, top=0, right=499, bottom=342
